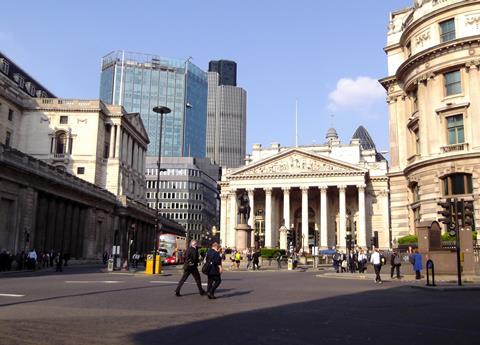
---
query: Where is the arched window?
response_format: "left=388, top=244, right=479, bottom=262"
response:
left=55, top=131, right=67, bottom=154
left=442, top=173, right=473, bottom=196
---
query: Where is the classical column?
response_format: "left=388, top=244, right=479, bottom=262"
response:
left=320, top=185, right=328, bottom=249
left=282, top=187, right=290, bottom=231
left=301, top=186, right=309, bottom=253
left=339, top=185, right=347, bottom=249
left=220, top=194, right=228, bottom=247
left=357, top=184, right=367, bottom=248
left=467, top=63, right=480, bottom=149
left=247, top=188, right=255, bottom=246
left=229, top=190, right=237, bottom=248
left=264, top=188, right=273, bottom=248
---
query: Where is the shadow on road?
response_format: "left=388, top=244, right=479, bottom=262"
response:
left=130, top=285, right=480, bottom=345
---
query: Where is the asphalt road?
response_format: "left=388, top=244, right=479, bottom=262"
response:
left=0, top=265, right=479, bottom=345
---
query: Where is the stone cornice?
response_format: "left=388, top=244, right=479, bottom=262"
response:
left=227, top=171, right=367, bottom=181
left=399, top=0, right=478, bottom=47
left=404, top=151, right=480, bottom=175
left=396, top=35, right=480, bottom=86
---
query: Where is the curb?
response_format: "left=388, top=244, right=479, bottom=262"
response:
left=410, top=284, right=480, bottom=292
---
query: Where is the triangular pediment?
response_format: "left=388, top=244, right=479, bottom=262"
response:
left=124, top=112, right=149, bottom=143
left=231, top=148, right=366, bottom=177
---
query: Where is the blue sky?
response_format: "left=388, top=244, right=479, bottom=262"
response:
left=1, top=0, right=412, bottom=156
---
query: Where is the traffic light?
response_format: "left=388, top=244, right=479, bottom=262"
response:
left=437, top=199, right=453, bottom=226
left=314, top=230, right=320, bottom=247
left=462, top=200, right=474, bottom=228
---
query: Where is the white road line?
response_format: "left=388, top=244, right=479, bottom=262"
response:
left=65, top=281, right=123, bottom=284
left=150, top=281, right=208, bottom=287
left=0, top=293, right=25, bottom=297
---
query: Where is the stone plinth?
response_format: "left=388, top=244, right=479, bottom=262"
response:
left=235, top=223, right=252, bottom=251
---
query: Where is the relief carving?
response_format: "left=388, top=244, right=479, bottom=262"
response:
left=466, top=14, right=480, bottom=30
left=415, top=30, right=431, bottom=47
left=237, top=153, right=351, bottom=176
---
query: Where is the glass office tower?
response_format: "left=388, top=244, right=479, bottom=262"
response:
left=100, top=51, right=208, bottom=157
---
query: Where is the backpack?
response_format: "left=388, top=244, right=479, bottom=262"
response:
left=393, top=255, right=402, bottom=265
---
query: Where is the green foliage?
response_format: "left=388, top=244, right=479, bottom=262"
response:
left=441, top=232, right=455, bottom=242
left=198, top=247, right=208, bottom=256
left=397, top=235, right=418, bottom=244
left=260, top=248, right=286, bottom=259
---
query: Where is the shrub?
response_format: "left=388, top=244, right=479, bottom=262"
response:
left=397, top=235, right=418, bottom=244
left=260, top=248, right=286, bottom=259
left=198, top=247, right=208, bottom=257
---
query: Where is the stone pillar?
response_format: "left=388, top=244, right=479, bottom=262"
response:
left=320, top=185, right=328, bottom=249
left=301, top=186, right=309, bottom=253
left=247, top=188, right=255, bottom=247
left=264, top=188, right=273, bottom=248
left=220, top=194, right=228, bottom=247
left=339, top=185, right=347, bottom=249
left=279, top=226, right=288, bottom=250
left=282, top=187, right=290, bottom=231
left=467, top=63, right=480, bottom=149
left=357, top=184, right=367, bottom=248
left=229, top=190, right=237, bottom=248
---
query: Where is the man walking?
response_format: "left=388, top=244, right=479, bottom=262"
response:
left=175, top=240, right=206, bottom=297
left=370, top=247, right=382, bottom=284
left=205, top=242, right=223, bottom=299
left=252, top=249, right=260, bottom=270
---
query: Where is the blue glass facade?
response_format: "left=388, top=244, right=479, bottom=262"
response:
left=99, top=51, right=207, bottom=158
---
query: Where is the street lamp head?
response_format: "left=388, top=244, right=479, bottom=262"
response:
left=152, top=106, right=171, bottom=115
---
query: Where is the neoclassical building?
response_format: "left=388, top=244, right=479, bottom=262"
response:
left=219, top=127, right=390, bottom=252
left=381, top=0, right=480, bottom=240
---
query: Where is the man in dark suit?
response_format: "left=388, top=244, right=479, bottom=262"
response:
left=175, top=240, right=206, bottom=297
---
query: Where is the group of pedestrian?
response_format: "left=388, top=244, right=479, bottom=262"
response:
left=175, top=240, right=223, bottom=300
left=332, top=248, right=369, bottom=274
left=0, top=249, right=67, bottom=272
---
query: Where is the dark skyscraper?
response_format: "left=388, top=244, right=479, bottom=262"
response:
left=208, top=60, right=237, bottom=86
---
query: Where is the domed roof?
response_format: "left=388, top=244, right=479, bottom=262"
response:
left=326, top=127, right=338, bottom=140
left=352, top=125, right=376, bottom=150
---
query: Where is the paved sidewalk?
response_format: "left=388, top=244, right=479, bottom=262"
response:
left=317, top=271, right=480, bottom=283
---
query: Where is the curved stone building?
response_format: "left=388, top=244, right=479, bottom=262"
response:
left=380, top=0, right=480, bottom=241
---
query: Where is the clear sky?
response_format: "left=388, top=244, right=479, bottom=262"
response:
left=1, top=0, right=413, bottom=156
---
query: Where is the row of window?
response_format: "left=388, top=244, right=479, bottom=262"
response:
left=145, top=180, right=201, bottom=190
left=148, top=201, right=203, bottom=211
left=153, top=211, right=203, bottom=221
left=145, top=168, right=201, bottom=177
left=146, top=192, right=204, bottom=200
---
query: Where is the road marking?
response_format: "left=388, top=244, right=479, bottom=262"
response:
left=65, top=281, right=124, bottom=284
left=150, top=281, right=208, bottom=287
left=0, top=293, right=25, bottom=297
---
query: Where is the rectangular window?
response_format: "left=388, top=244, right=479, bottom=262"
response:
left=5, top=131, right=11, bottom=147
left=414, top=128, right=420, bottom=154
left=60, top=116, right=68, bottom=124
left=440, top=19, right=456, bottom=43
left=0, top=58, right=9, bottom=74
left=77, top=167, right=85, bottom=174
left=8, top=109, right=13, bottom=121
left=444, top=70, right=461, bottom=96
left=447, top=115, right=464, bottom=145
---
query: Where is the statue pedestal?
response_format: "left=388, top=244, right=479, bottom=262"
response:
left=279, top=226, right=288, bottom=250
left=236, top=223, right=252, bottom=251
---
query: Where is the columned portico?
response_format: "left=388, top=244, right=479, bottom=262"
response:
left=247, top=188, right=255, bottom=246
left=282, top=187, right=290, bottom=231
left=220, top=146, right=389, bottom=252
left=357, top=184, right=367, bottom=247
left=319, top=185, right=328, bottom=249
left=264, top=188, right=273, bottom=248
left=301, top=186, right=309, bottom=252
left=338, top=185, right=347, bottom=249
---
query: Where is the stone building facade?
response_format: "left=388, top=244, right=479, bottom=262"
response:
left=0, top=51, right=183, bottom=260
left=380, top=0, right=480, bottom=241
left=219, top=128, right=390, bottom=252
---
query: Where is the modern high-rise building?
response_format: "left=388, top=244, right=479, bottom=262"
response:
left=206, top=61, right=247, bottom=168
left=145, top=156, right=220, bottom=242
left=208, top=60, right=237, bottom=86
left=99, top=51, right=208, bottom=158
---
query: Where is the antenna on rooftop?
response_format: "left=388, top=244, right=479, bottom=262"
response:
left=295, top=100, right=298, bottom=147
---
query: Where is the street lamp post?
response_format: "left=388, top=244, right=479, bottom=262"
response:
left=152, top=106, right=171, bottom=275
